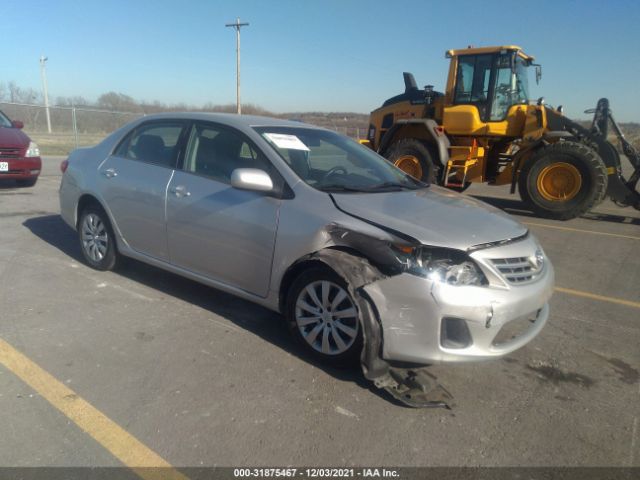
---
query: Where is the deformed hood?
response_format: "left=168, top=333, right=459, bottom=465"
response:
left=331, top=186, right=528, bottom=251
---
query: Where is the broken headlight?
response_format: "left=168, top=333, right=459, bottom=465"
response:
left=395, top=245, right=488, bottom=286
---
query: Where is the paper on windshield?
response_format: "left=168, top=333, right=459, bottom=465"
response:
left=264, top=133, right=310, bottom=151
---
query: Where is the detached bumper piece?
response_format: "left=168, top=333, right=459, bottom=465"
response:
left=307, top=248, right=454, bottom=409
left=379, top=368, right=453, bottom=409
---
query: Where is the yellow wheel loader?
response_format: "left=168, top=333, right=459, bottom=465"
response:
left=364, top=45, right=640, bottom=220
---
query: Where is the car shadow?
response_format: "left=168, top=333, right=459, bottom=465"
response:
left=0, top=180, right=29, bottom=191
left=22, top=214, right=400, bottom=405
left=472, top=195, right=640, bottom=226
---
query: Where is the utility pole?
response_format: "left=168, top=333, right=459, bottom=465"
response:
left=225, top=17, right=249, bottom=115
left=39, top=55, right=52, bottom=133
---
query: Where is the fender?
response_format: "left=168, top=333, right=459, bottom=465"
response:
left=378, top=119, right=450, bottom=166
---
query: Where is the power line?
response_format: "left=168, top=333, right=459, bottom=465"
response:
left=39, top=55, right=52, bottom=133
left=225, top=17, right=249, bottom=115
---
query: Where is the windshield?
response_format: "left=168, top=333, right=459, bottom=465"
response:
left=254, top=127, right=425, bottom=193
left=0, top=110, right=13, bottom=128
left=490, top=54, right=530, bottom=121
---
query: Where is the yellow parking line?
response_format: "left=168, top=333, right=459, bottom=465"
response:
left=0, top=338, right=188, bottom=480
left=555, top=287, right=640, bottom=309
left=523, top=221, right=640, bottom=241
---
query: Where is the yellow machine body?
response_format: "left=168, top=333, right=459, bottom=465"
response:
left=365, top=46, right=640, bottom=220
left=366, top=45, right=549, bottom=188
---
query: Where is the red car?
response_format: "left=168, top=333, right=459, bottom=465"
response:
left=0, top=110, right=42, bottom=187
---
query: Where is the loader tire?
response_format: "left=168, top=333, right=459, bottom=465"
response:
left=519, top=141, right=608, bottom=220
left=386, top=138, right=437, bottom=183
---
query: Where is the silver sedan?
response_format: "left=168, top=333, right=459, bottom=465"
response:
left=59, top=113, right=554, bottom=405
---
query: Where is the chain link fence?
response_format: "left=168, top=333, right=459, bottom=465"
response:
left=0, top=102, right=370, bottom=155
left=0, top=102, right=143, bottom=155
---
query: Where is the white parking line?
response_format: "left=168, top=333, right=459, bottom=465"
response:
left=630, top=416, right=638, bottom=466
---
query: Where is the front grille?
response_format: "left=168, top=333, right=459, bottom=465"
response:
left=0, top=147, right=22, bottom=159
left=490, top=256, right=541, bottom=284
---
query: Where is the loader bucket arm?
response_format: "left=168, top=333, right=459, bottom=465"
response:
left=588, top=99, right=640, bottom=193
left=546, top=99, right=640, bottom=209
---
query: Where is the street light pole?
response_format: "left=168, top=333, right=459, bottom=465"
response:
left=225, top=17, right=249, bottom=115
left=39, top=55, right=52, bottom=133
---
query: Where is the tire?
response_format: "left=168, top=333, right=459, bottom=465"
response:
left=385, top=138, right=437, bottom=183
left=285, top=266, right=363, bottom=366
left=518, top=141, right=608, bottom=220
left=16, top=178, right=37, bottom=188
left=77, top=205, right=119, bottom=271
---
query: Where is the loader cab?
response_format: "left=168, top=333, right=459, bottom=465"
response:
left=443, top=46, right=538, bottom=135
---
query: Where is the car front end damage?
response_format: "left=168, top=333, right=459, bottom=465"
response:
left=307, top=225, right=554, bottom=408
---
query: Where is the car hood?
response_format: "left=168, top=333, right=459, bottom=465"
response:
left=0, top=127, right=30, bottom=148
left=331, top=186, right=528, bottom=251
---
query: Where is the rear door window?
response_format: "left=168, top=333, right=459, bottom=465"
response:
left=115, top=122, right=185, bottom=168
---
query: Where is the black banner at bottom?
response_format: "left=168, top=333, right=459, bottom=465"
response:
left=0, top=467, right=638, bottom=480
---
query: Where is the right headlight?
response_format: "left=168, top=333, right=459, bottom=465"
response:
left=395, top=245, right=488, bottom=286
left=25, top=141, right=40, bottom=157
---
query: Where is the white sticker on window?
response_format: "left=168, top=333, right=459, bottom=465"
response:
left=264, top=133, right=310, bottom=151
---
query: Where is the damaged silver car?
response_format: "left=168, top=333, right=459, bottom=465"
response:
left=59, top=113, right=554, bottom=405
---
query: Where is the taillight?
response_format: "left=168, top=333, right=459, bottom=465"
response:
left=60, top=159, right=69, bottom=173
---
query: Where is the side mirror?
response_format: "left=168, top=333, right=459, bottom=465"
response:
left=230, top=168, right=273, bottom=192
left=534, top=64, right=542, bottom=85
left=12, top=120, right=24, bottom=129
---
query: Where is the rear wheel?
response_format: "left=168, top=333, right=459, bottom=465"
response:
left=518, top=142, right=607, bottom=220
left=386, top=138, right=437, bottom=183
left=78, top=205, right=119, bottom=271
left=285, top=267, right=362, bottom=366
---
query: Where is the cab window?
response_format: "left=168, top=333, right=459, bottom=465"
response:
left=490, top=54, right=530, bottom=121
left=453, top=54, right=493, bottom=120
left=454, top=54, right=493, bottom=104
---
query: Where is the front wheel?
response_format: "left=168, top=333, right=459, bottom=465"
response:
left=78, top=205, right=119, bottom=271
left=285, top=267, right=362, bottom=366
left=518, top=142, right=608, bottom=220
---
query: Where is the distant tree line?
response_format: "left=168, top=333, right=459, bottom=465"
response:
left=0, top=81, right=369, bottom=137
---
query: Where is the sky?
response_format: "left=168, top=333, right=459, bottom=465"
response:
left=3, top=0, right=640, bottom=121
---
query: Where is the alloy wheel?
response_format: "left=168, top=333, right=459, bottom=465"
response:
left=81, top=213, right=109, bottom=262
left=294, top=280, right=359, bottom=356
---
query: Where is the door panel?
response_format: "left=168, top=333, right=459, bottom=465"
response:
left=96, top=121, right=186, bottom=260
left=98, top=155, right=173, bottom=260
left=166, top=171, right=280, bottom=297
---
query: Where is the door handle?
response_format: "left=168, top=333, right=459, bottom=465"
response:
left=101, top=168, right=118, bottom=178
left=170, top=185, right=191, bottom=198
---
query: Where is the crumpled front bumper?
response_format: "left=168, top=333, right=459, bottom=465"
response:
left=364, top=240, right=555, bottom=365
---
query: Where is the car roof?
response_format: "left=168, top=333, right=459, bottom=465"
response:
left=136, top=112, right=324, bottom=130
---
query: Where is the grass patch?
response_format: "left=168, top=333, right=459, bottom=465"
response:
left=28, top=132, right=105, bottom=156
